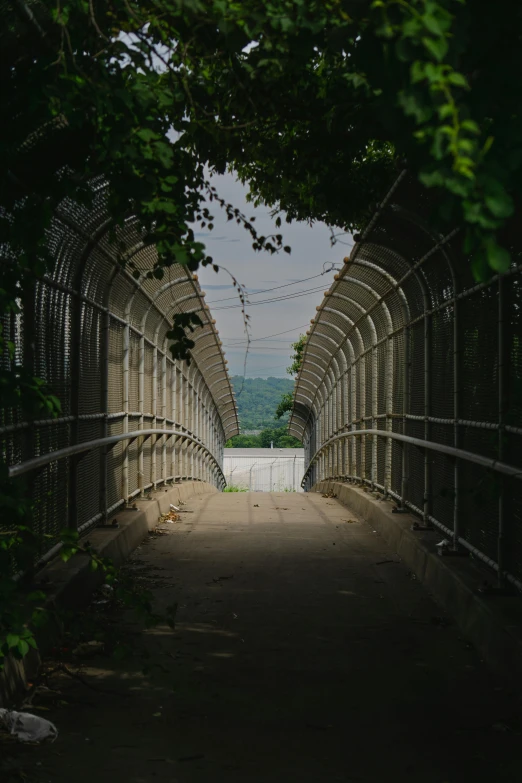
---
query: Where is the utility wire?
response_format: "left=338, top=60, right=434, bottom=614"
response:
left=206, top=271, right=328, bottom=304
left=212, top=284, right=327, bottom=311
left=222, top=346, right=299, bottom=351
left=221, top=323, right=310, bottom=344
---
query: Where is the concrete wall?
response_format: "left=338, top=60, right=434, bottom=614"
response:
left=224, top=451, right=304, bottom=492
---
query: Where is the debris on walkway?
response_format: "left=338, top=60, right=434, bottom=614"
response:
left=160, top=509, right=181, bottom=524
left=0, top=709, right=58, bottom=743
left=7, top=490, right=520, bottom=783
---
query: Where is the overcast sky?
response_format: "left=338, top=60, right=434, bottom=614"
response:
left=196, top=173, right=352, bottom=378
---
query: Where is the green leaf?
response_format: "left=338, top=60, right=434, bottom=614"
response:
left=437, top=103, right=453, bottom=120
left=486, top=242, right=511, bottom=272
left=6, top=633, right=20, bottom=649
left=17, top=639, right=30, bottom=657
left=447, top=71, right=469, bottom=88
left=484, top=190, right=514, bottom=219
left=461, top=120, right=480, bottom=135
left=136, top=128, right=160, bottom=143
left=422, top=14, right=444, bottom=36
left=422, top=35, right=448, bottom=62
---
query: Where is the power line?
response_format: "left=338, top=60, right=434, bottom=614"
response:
left=222, top=346, right=296, bottom=351
left=205, top=271, right=328, bottom=304
left=221, top=323, right=310, bottom=343
left=212, top=284, right=327, bottom=311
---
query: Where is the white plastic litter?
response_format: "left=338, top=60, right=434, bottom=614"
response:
left=0, top=709, right=58, bottom=742
left=170, top=504, right=180, bottom=512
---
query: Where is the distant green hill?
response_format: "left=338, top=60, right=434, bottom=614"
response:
left=230, top=376, right=295, bottom=431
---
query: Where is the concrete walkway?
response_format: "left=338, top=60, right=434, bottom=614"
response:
left=31, top=491, right=520, bottom=782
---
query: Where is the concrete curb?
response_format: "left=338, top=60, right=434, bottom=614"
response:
left=0, top=481, right=217, bottom=707
left=314, top=480, right=522, bottom=697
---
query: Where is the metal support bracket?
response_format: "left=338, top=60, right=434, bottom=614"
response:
left=411, top=521, right=434, bottom=531
left=437, top=539, right=467, bottom=557
left=97, top=519, right=119, bottom=530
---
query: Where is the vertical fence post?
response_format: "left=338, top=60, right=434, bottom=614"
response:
left=497, top=277, right=506, bottom=587
left=186, top=370, right=191, bottom=479
left=99, top=309, right=110, bottom=522
left=341, top=372, right=347, bottom=477
left=249, top=462, right=257, bottom=492
left=68, top=286, right=81, bottom=530
left=400, top=325, right=410, bottom=508
left=452, top=290, right=460, bottom=550
left=201, top=395, right=207, bottom=482
left=351, top=362, right=357, bottom=477
left=138, top=334, right=145, bottom=494
left=171, top=363, right=177, bottom=480
left=385, top=336, right=394, bottom=497
left=21, top=284, right=37, bottom=568
left=122, top=323, right=129, bottom=501
left=360, top=356, right=366, bottom=484
left=194, top=376, right=199, bottom=480
left=179, top=368, right=184, bottom=478
left=151, top=345, right=157, bottom=486
left=372, top=344, right=378, bottom=489
left=423, top=310, right=432, bottom=527
left=161, top=351, right=167, bottom=482
left=190, top=376, right=195, bottom=479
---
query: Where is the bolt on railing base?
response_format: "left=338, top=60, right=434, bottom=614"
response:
left=437, top=540, right=467, bottom=558
left=411, top=521, right=434, bottom=531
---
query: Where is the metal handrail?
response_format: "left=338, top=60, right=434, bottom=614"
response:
left=8, top=429, right=226, bottom=485
left=301, top=428, right=522, bottom=488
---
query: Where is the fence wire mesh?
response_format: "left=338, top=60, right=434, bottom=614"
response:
left=291, top=172, right=522, bottom=590
left=1, top=184, right=238, bottom=561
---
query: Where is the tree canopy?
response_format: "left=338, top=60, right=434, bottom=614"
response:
left=3, top=1, right=520, bottom=307
left=3, top=0, right=521, bottom=454
left=230, top=376, right=295, bottom=431
left=274, top=334, right=307, bottom=419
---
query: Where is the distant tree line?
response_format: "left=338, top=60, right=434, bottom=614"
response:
left=225, top=427, right=301, bottom=449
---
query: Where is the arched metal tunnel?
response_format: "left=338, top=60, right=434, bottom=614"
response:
left=1, top=182, right=239, bottom=562
left=2, top=172, right=522, bottom=596
left=3, top=174, right=522, bottom=772
left=290, top=171, right=522, bottom=592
